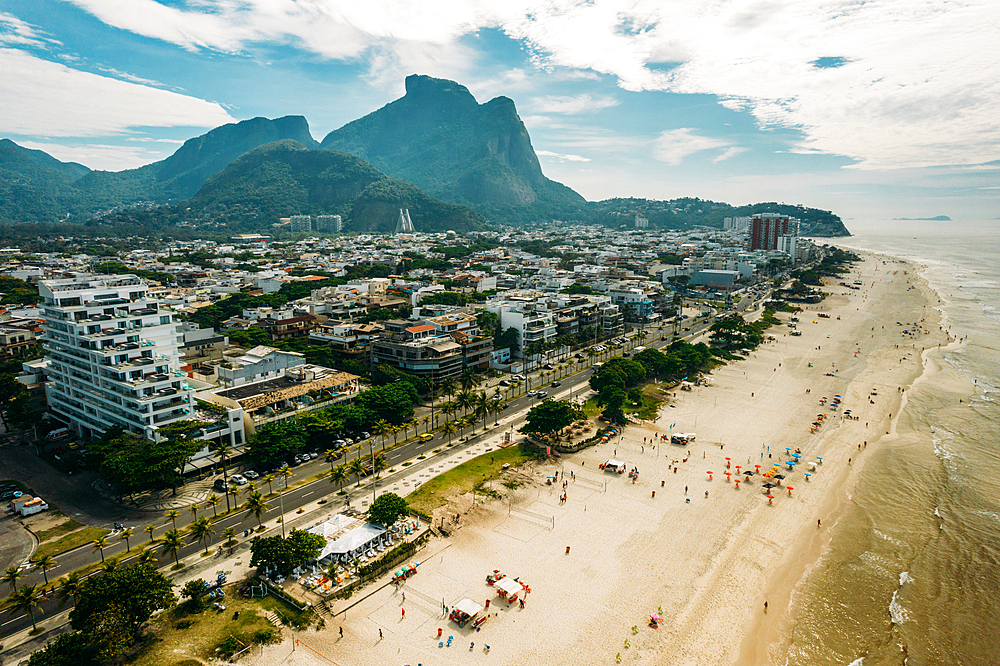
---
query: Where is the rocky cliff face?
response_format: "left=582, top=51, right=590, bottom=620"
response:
left=320, top=74, right=585, bottom=221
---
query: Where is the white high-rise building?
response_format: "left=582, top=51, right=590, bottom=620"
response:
left=289, top=215, right=312, bottom=232
left=39, top=275, right=195, bottom=441
left=315, top=215, right=342, bottom=233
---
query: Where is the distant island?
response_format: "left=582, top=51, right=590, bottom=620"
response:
left=893, top=215, right=951, bottom=221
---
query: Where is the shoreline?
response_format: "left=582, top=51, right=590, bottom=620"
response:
left=737, top=259, right=953, bottom=664
left=251, top=251, right=950, bottom=666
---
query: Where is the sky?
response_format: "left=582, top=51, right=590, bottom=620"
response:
left=2, top=0, right=998, bottom=224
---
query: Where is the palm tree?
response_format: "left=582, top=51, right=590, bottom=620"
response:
left=206, top=493, right=221, bottom=517
left=145, top=523, right=156, bottom=544
left=92, top=536, right=110, bottom=563
left=2, top=566, right=25, bottom=592
left=277, top=464, right=293, bottom=490
left=422, top=416, right=431, bottom=433
left=442, top=420, right=458, bottom=445
left=136, top=549, right=158, bottom=566
left=191, top=517, right=215, bottom=555
left=441, top=376, right=458, bottom=402
left=330, top=463, right=349, bottom=492
left=372, top=453, right=388, bottom=479
left=372, top=419, right=391, bottom=451
left=8, top=584, right=42, bottom=632
left=491, top=400, right=503, bottom=426
left=57, top=572, right=81, bottom=607
left=348, top=457, right=366, bottom=486
left=166, top=510, right=179, bottom=530
left=188, top=503, right=200, bottom=520
left=119, top=526, right=134, bottom=552
left=456, top=390, right=474, bottom=417
left=222, top=527, right=237, bottom=550
left=33, top=555, right=57, bottom=586
left=262, top=474, right=276, bottom=495
left=460, top=367, right=477, bottom=392
left=243, top=491, right=270, bottom=528
left=390, top=424, right=402, bottom=447
left=160, top=529, right=186, bottom=566
left=477, top=391, right=490, bottom=431
left=214, top=440, right=233, bottom=511
left=325, top=449, right=340, bottom=473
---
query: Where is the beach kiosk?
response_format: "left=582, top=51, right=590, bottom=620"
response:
left=450, top=598, right=485, bottom=628
left=495, top=576, right=522, bottom=604
left=600, top=459, right=626, bottom=474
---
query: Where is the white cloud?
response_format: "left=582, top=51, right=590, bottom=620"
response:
left=60, top=0, right=999, bottom=170
left=0, top=48, right=234, bottom=138
left=653, top=128, right=735, bottom=165
left=532, top=93, right=619, bottom=114
left=536, top=149, right=591, bottom=162
left=713, top=146, right=749, bottom=163
left=0, top=12, right=59, bottom=48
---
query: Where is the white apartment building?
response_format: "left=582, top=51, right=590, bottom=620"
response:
left=39, top=275, right=196, bottom=441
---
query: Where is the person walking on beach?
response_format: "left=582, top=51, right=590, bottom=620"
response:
left=379, top=628, right=383, bottom=639
left=764, top=601, right=768, bottom=612
left=339, top=627, right=343, bottom=638
left=401, top=608, right=405, bottom=619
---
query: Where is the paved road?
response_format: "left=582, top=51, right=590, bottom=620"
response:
left=0, top=309, right=735, bottom=638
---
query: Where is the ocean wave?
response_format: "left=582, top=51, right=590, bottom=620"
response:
left=889, top=589, right=910, bottom=625
left=899, top=571, right=914, bottom=585
left=847, top=658, right=865, bottom=666
left=873, top=529, right=907, bottom=549
left=934, top=506, right=941, bottom=518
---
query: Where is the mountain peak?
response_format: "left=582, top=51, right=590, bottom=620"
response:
left=403, top=74, right=476, bottom=103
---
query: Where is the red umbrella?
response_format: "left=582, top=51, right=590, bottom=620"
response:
left=787, top=486, right=794, bottom=495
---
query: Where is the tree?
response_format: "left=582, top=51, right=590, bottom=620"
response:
left=69, top=563, right=175, bottom=663
left=597, top=386, right=627, bottom=424
left=181, top=579, right=209, bottom=611
left=330, top=464, right=349, bottom=492
left=222, top=528, right=237, bottom=550
left=166, top=510, right=179, bottom=530
left=8, top=583, right=43, bottom=632
left=494, top=327, right=520, bottom=353
left=26, top=630, right=94, bottom=665
left=190, top=517, right=216, bottom=555
left=372, top=419, right=391, bottom=451
left=33, top=554, right=57, bottom=586
left=368, top=492, right=408, bottom=527
left=262, top=474, right=276, bottom=495
left=456, top=390, right=474, bottom=417
left=243, top=490, right=271, bottom=528
left=206, top=493, right=221, bottom=517
left=249, top=529, right=324, bottom=576
left=144, top=524, right=156, bottom=544
left=57, top=572, right=82, bottom=607
left=214, top=440, right=233, bottom=512
left=348, top=457, right=366, bottom=486
left=248, top=420, right=306, bottom=468
left=136, top=549, right=158, bottom=566
left=372, top=453, right=388, bottom=478
left=90, top=428, right=200, bottom=497
left=521, top=400, right=585, bottom=436
left=356, top=382, right=419, bottom=425
left=91, top=536, right=110, bottom=563
left=2, top=565, right=25, bottom=591
left=160, top=529, right=186, bottom=566
left=188, top=503, right=199, bottom=520
left=118, top=527, right=134, bottom=552
left=442, top=420, right=458, bottom=445
left=277, top=464, right=293, bottom=489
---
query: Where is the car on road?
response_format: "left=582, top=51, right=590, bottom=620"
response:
left=326, top=449, right=343, bottom=461
left=243, top=470, right=259, bottom=480
left=499, top=380, right=510, bottom=387
left=230, top=474, right=248, bottom=486
left=288, top=457, right=302, bottom=467
left=419, top=433, right=434, bottom=442
left=294, top=453, right=311, bottom=464
left=307, top=452, right=319, bottom=460
left=213, top=478, right=229, bottom=491
left=534, top=391, right=548, bottom=398
left=551, top=381, right=561, bottom=387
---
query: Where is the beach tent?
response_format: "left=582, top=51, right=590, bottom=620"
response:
left=603, top=459, right=626, bottom=472
left=495, top=576, right=522, bottom=600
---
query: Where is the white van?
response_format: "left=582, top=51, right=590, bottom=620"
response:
left=46, top=428, right=70, bottom=442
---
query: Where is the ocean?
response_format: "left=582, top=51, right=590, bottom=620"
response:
left=783, top=220, right=1000, bottom=665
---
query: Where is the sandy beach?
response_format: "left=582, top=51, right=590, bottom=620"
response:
left=253, top=253, right=950, bottom=666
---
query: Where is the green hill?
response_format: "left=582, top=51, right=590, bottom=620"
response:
left=320, top=74, right=588, bottom=224
left=0, top=139, right=91, bottom=224
left=189, top=140, right=485, bottom=232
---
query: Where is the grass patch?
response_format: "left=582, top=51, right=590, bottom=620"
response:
left=626, top=384, right=664, bottom=421
left=34, top=526, right=111, bottom=559
left=407, top=443, right=541, bottom=515
left=32, top=517, right=86, bottom=543
left=131, top=595, right=279, bottom=666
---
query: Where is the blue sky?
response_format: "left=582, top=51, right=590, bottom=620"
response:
left=2, top=0, right=998, bottom=223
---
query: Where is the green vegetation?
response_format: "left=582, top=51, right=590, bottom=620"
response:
left=249, top=529, right=325, bottom=576
left=367, top=492, right=408, bottom=527
left=520, top=400, right=585, bottom=437
left=406, top=443, right=542, bottom=515
left=89, top=427, right=202, bottom=498
left=33, top=526, right=111, bottom=560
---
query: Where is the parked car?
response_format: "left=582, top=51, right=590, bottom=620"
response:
left=288, top=457, right=302, bottom=467
left=326, top=449, right=343, bottom=461
left=243, top=470, right=259, bottom=480
left=307, top=452, right=319, bottom=460
left=294, top=453, right=310, bottom=464
left=214, top=478, right=229, bottom=491
left=230, top=474, right=248, bottom=486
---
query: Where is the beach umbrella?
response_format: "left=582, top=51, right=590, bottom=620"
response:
left=804, top=472, right=812, bottom=480
left=787, top=486, right=794, bottom=495
left=706, top=471, right=714, bottom=479
left=816, top=456, right=823, bottom=462
left=773, top=474, right=785, bottom=480
left=650, top=613, right=660, bottom=622
left=744, top=470, right=754, bottom=476
left=763, top=482, right=775, bottom=488
left=792, top=453, right=802, bottom=458
left=767, top=494, right=774, bottom=504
